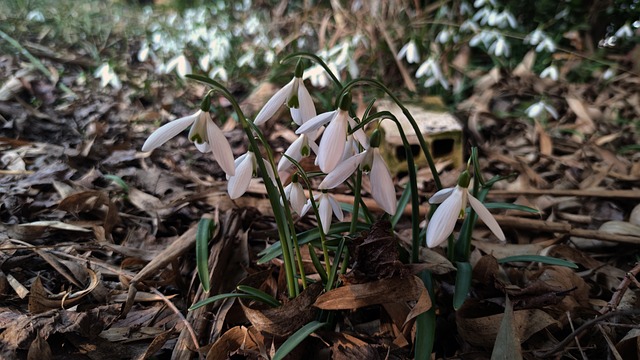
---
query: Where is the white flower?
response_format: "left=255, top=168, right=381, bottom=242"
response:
left=488, top=35, right=510, bottom=57
left=524, top=29, right=545, bottom=45
left=397, top=40, right=420, bottom=64
left=141, top=109, right=235, bottom=176
left=416, top=57, right=449, bottom=89
left=535, top=38, right=556, bottom=53
left=303, top=192, right=344, bottom=234
left=254, top=74, right=316, bottom=126
left=227, top=152, right=276, bottom=199
left=525, top=100, right=558, bottom=119
left=277, top=132, right=319, bottom=172
left=296, top=96, right=361, bottom=173
left=602, top=68, right=615, bottom=80
left=496, top=10, right=517, bottom=29
left=165, top=54, right=192, bottom=78
left=540, top=65, right=559, bottom=81
left=615, top=23, right=633, bottom=38
left=94, top=63, right=122, bottom=90
left=426, top=175, right=505, bottom=248
left=319, top=146, right=396, bottom=215
left=283, top=180, right=307, bottom=216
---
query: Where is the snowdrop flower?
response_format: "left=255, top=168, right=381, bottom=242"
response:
left=460, top=1, right=473, bottom=15
left=460, top=20, right=480, bottom=33
left=426, top=171, right=505, bottom=248
left=254, top=63, right=316, bottom=126
left=524, top=28, right=545, bottom=45
left=535, top=37, right=556, bottom=53
left=141, top=100, right=235, bottom=176
left=615, top=23, right=634, bottom=38
left=525, top=100, right=558, bottom=119
left=94, top=63, right=122, bottom=90
left=473, top=0, right=496, bottom=8
left=283, top=176, right=307, bottom=216
left=165, top=54, right=192, bottom=78
left=436, top=28, right=455, bottom=44
left=296, top=93, right=359, bottom=173
left=227, top=151, right=275, bottom=199
left=277, top=131, right=319, bottom=172
left=488, top=35, right=510, bottom=57
left=319, top=130, right=396, bottom=215
left=496, top=10, right=517, bottom=29
left=302, top=192, right=344, bottom=234
left=602, top=68, right=616, bottom=80
left=26, top=10, right=45, bottom=22
left=416, top=57, right=449, bottom=89
left=397, top=39, right=420, bottom=64
left=540, top=65, right=558, bottom=81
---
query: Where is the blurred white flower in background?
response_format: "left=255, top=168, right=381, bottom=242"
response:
left=525, top=100, right=558, bottom=119
left=94, top=63, right=121, bottom=90
left=26, top=10, right=45, bottom=22
left=165, top=54, right=192, bottom=78
left=397, top=39, right=420, bottom=64
left=540, top=65, right=559, bottom=81
left=416, top=57, right=449, bottom=89
left=615, top=23, right=634, bottom=38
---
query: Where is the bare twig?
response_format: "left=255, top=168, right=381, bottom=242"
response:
left=600, top=262, right=640, bottom=315
left=536, top=309, right=640, bottom=357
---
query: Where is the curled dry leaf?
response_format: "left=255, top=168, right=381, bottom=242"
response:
left=206, top=326, right=266, bottom=360
left=28, top=268, right=100, bottom=314
left=314, top=276, right=431, bottom=327
left=239, top=270, right=324, bottom=337
left=457, top=299, right=559, bottom=348
left=57, top=190, right=119, bottom=234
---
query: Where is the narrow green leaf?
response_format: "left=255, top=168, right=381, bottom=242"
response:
left=483, top=202, right=540, bottom=214
left=236, top=285, right=281, bottom=307
left=188, top=293, right=252, bottom=311
left=325, top=237, right=346, bottom=291
left=257, top=222, right=367, bottom=264
left=453, top=261, right=472, bottom=310
left=308, top=243, right=328, bottom=284
left=414, top=271, right=435, bottom=359
left=498, top=255, right=578, bottom=269
left=104, top=175, right=129, bottom=193
left=196, top=217, right=215, bottom=292
left=272, top=321, right=327, bottom=360
left=391, top=185, right=411, bottom=227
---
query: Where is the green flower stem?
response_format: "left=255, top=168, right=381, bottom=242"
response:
left=188, top=75, right=299, bottom=298
left=341, top=78, right=443, bottom=190
left=366, top=111, right=421, bottom=263
left=280, top=52, right=343, bottom=89
left=349, top=169, right=363, bottom=234
left=284, top=155, right=332, bottom=278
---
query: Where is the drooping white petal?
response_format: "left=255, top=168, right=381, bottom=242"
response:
left=348, top=117, right=369, bottom=148
left=327, top=194, right=344, bottom=222
left=317, top=111, right=348, bottom=173
left=206, top=118, right=236, bottom=176
left=429, top=187, right=455, bottom=204
left=228, top=153, right=254, bottom=199
left=296, top=78, right=316, bottom=125
left=259, top=156, right=277, bottom=185
left=318, top=194, right=333, bottom=234
left=141, top=113, right=198, bottom=152
left=254, top=79, right=294, bottom=125
left=288, top=182, right=307, bottom=215
left=468, top=194, right=506, bottom=241
left=426, top=187, right=464, bottom=248
left=278, top=135, right=305, bottom=172
left=296, top=110, right=337, bottom=134
left=319, top=151, right=367, bottom=189
left=370, top=149, right=396, bottom=215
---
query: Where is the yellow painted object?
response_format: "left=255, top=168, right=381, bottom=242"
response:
left=375, top=99, right=463, bottom=175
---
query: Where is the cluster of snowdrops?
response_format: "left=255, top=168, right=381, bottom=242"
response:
left=141, top=59, right=505, bottom=253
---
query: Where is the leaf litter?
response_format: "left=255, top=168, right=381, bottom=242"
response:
left=0, top=7, right=639, bottom=360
